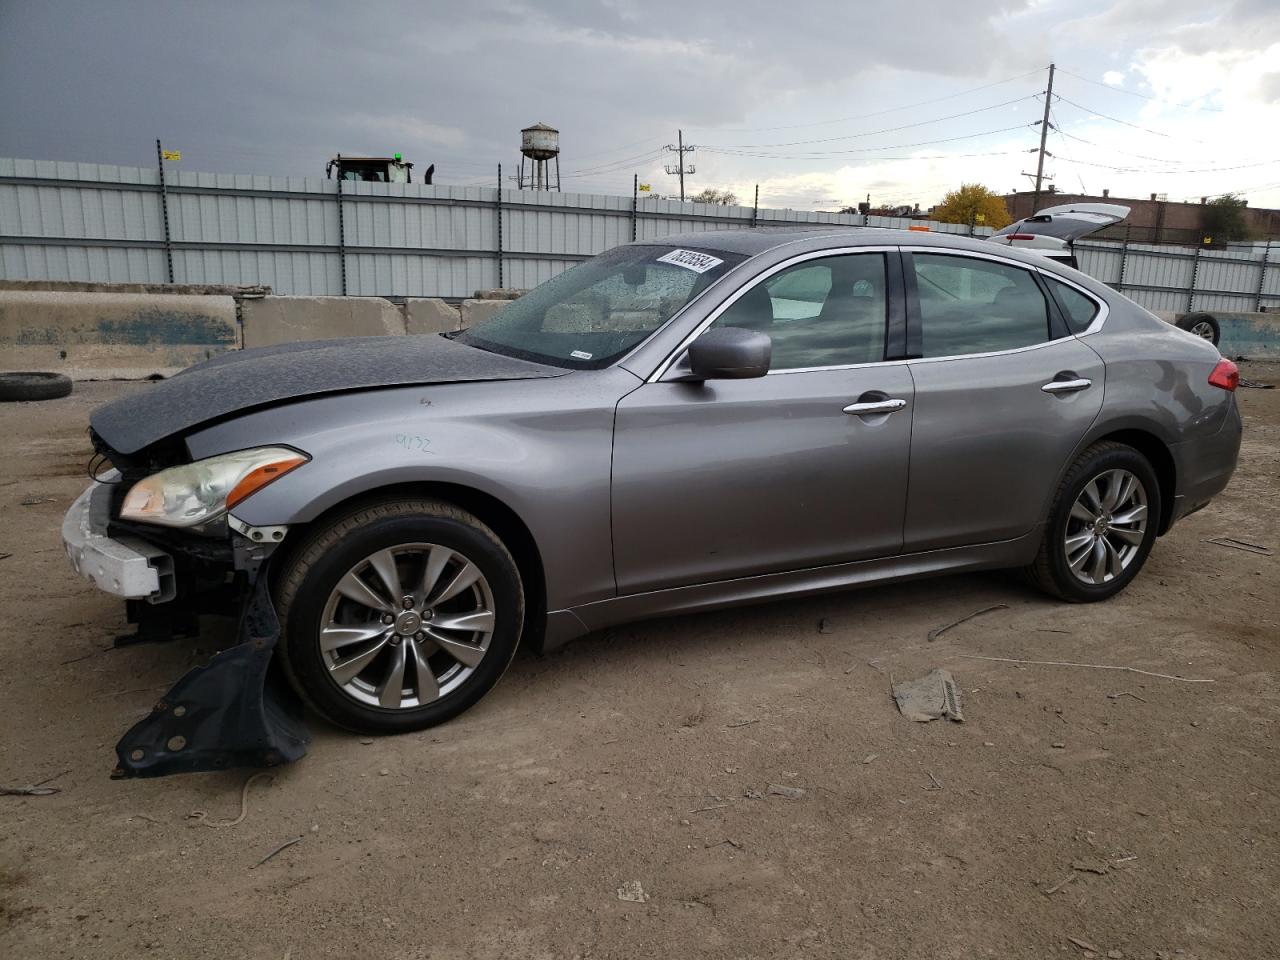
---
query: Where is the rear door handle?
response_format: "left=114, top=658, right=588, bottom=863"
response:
left=843, top=398, right=907, bottom=415
left=1041, top=377, right=1092, bottom=394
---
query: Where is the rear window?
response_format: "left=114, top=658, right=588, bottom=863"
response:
left=1045, top=277, right=1100, bottom=334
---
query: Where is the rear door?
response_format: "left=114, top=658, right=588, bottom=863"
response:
left=902, top=250, right=1105, bottom=551
left=611, top=248, right=914, bottom=594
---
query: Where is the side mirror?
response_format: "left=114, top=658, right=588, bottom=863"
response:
left=681, top=327, right=772, bottom=380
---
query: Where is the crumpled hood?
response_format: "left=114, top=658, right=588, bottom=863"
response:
left=91, top=334, right=566, bottom=454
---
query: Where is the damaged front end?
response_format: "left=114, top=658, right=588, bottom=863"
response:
left=67, top=432, right=311, bottom=779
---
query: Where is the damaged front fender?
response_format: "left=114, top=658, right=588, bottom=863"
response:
left=113, top=570, right=310, bottom=778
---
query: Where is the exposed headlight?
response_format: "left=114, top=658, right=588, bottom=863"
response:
left=120, top=447, right=309, bottom=528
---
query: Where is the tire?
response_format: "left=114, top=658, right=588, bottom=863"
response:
left=1177, top=313, right=1220, bottom=347
left=275, top=498, right=524, bottom=734
left=1025, top=441, right=1162, bottom=603
left=0, top=372, right=73, bottom=402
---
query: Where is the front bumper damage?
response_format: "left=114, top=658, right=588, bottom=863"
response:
left=63, top=480, right=311, bottom=779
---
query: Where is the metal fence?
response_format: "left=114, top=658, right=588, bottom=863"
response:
left=3, top=156, right=1277, bottom=312
left=0, top=156, right=989, bottom=299
left=1075, top=235, right=1278, bottom=314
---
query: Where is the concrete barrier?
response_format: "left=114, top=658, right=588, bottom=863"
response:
left=460, top=299, right=509, bottom=329
left=1154, top=309, right=1280, bottom=359
left=0, top=289, right=237, bottom=380
left=404, top=298, right=461, bottom=335
left=240, top=296, right=406, bottom=348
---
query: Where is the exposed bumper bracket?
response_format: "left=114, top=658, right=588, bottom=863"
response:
left=112, top=569, right=311, bottom=778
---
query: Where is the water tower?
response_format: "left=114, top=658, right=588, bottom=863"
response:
left=518, top=122, right=561, bottom=191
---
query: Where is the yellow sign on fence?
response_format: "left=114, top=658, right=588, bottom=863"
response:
left=638, top=183, right=651, bottom=192
left=162, top=150, right=182, bottom=161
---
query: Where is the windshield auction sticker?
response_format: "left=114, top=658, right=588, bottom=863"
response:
left=656, top=249, right=725, bottom=274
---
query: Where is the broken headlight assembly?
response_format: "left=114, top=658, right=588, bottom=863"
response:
left=119, top=447, right=309, bottom=529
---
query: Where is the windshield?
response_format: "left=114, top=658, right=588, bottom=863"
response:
left=454, top=244, right=745, bottom=369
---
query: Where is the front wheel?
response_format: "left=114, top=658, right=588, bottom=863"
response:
left=1026, top=442, right=1161, bottom=602
left=275, top=499, right=524, bottom=734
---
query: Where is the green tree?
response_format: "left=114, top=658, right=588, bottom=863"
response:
left=689, top=187, right=738, bottom=206
left=1201, top=194, right=1249, bottom=243
left=931, top=184, right=1012, bottom=229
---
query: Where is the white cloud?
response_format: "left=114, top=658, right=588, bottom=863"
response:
left=1102, top=70, right=1125, bottom=86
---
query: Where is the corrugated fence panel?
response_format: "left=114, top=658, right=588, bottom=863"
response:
left=2, top=156, right=1274, bottom=308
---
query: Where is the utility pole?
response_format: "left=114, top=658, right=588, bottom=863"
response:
left=664, top=129, right=696, bottom=201
left=1032, top=62, right=1056, bottom=210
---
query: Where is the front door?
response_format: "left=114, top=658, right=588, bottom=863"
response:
left=901, top=250, right=1105, bottom=551
left=612, top=250, right=914, bottom=595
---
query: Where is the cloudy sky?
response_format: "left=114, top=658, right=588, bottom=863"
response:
left=2, top=0, right=1278, bottom=212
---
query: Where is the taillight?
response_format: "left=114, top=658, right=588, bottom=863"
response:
left=1208, top=358, right=1238, bottom=392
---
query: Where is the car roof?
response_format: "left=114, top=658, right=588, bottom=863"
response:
left=639, top=226, right=1017, bottom=258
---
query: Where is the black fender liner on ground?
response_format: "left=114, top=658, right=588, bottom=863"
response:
left=112, top=568, right=311, bottom=778
left=0, top=371, right=73, bottom=402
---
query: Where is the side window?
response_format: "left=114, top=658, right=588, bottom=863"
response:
left=1045, top=276, right=1100, bottom=334
left=912, top=254, right=1049, bottom=358
left=711, top=253, right=887, bottom=369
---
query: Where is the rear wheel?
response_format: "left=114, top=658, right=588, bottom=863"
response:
left=275, top=499, right=524, bottom=733
left=1026, top=442, right=1161, bottom=602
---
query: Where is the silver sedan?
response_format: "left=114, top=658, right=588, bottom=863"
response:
left=66, top=228, right=1242, bottom=776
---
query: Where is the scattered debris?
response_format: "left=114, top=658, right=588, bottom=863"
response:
left=892, top=668, right=964, bottom=722
left=251, top=835, right=303, bottom=869
left=687, top=803, right=729, bottom=814
left=767, top=783, right=806, bottom=800
left=682, top=703, right=706, bottom=728
left=1052, top=742, right=1066, bottom=749
left=726, top=718, right=757, bottom=728
left=1, top=768, right=70, bottom=797
left=927, top=603, right=1008, bottom=642
left=1072, top=858, right=1111, bottom=875
left=1203, top=536, right=1272, bottom=556
left=818, top=618, right=834, bottom=634
left=704, top=838, right=742, bottom=850
left=359, top=738, right=374, bottom=745
left=379, top=768, right=390, bottom=776
left=925, top=771, right=943, bottom=790
left=616, top=880, right=650, bottom=903
left=744, top=788, right=764, bottom=800
left=862, top=754, right=878, bottom=765
left=1044, top=873, right=1076, bottom=895
left=0, top=552, right=11, bottom=561
left=60, top=645, right=113, bottom=666
left=1, top=783, right=60, bottom=797
left=19, top=496, right=56, bottom=506
left=1112, top=855, right=1139, bottom=865
left=1238, top=378, right=1274, bottom=389
left=1108, top=692, right=1147, bottom=703
left=187, top=772, right=274, bottom=828
left=958, top=655, right=1214, bottom=683
left=1067, top=935, right=1100, bottom=953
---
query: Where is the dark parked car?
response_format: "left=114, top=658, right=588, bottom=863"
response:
left=64, top=228, right=1242, bottom=776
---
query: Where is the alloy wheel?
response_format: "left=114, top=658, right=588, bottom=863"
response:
left=1063, top=468, right=1149, bottom=585
left=319, top=542, right=496, bottom=709
left=1188, top=320, right=1216, bottom=341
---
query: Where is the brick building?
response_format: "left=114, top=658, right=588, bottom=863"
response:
left=1002, top=189, right=1280, bottom=245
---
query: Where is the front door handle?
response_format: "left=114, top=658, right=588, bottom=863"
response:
left=1041, top=377, right=1092, bottom=394
left=843, top=398, right=907, bottom=415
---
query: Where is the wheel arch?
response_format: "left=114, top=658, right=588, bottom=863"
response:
left=271, top=481, right=549, bottom=652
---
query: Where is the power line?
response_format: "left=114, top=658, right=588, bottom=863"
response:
left=1053, top=94, right=1204, bottom=143
left=1055, top=65, right=1225, bottom=113
left=1050, top=153, right=1280, bottom=175
left=697, top=123, right=1039, bottom=159
left=689, top=67, right=1045, bottom=134
left=702, top=94, right=1040, bottom=149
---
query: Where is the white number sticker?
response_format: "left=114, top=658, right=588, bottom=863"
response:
left=570, top=350, right=593, bottom=360
left=656, top=248, right=724, bottom=274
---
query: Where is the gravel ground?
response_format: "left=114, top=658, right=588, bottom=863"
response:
left=1, top=367, right=1278, bottom=960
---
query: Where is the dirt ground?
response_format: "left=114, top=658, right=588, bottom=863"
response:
left=1, top=367, right=1278, bottom=960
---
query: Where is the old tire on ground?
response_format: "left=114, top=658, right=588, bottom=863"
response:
left=275, top=498, right=525, bottom=734
left=1177, top=313, right=1220, bottom=347
left=0, top=372, right=73, bottom=402
left=1025, top=441, right=1162, bottom=603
